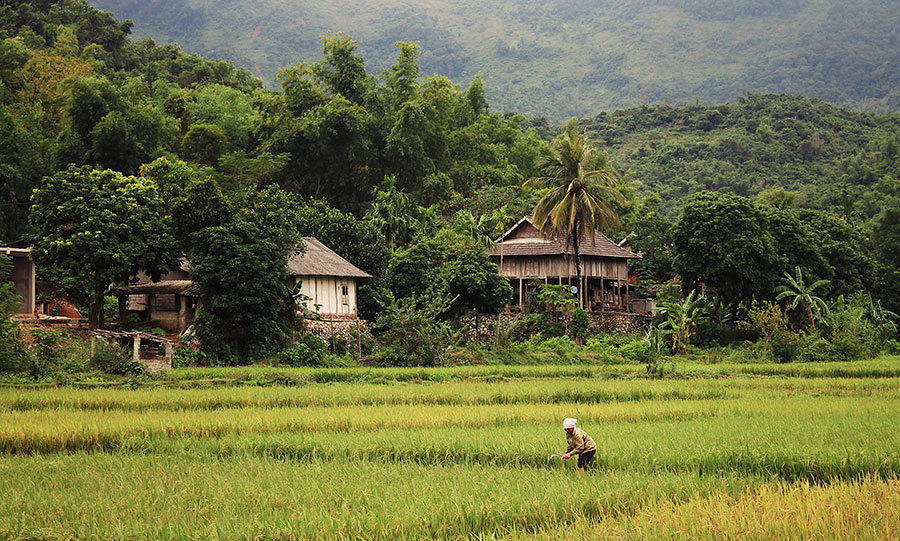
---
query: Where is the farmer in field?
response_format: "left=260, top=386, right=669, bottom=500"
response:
left=561, top=418, right=596, bottom=473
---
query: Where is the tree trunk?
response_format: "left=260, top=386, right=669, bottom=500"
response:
left=572, top=223, right=582, bottom=309
left=805, top=302, right=816, bottom=331
left=89, top=276, right=104, bottom=329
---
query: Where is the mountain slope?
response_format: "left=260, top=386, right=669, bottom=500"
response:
left=90, top=0, right=900, bottom=120
left=585, top=93, right=900, bottom=222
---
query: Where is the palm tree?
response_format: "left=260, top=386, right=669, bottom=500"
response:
left=453, top=210, right=496, bottom=252
left=775, top=266, right=831, bottom=331
left=489, top=205, right=512, bottom=347
left=525, top=122, right=624, bottom=307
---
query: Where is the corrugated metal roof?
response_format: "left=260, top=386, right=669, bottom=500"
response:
left=286, top=237, right=373, bottom=278
left=488, top=217, right=639, bottom=259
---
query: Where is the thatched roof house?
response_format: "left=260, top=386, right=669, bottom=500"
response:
left=115, top=237, right=371, bottom=332
left=288, top=237, right=372, bottom=318
left=488, top=217, right=639, bottom=312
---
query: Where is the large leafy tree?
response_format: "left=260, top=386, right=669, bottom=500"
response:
left=386, top=230, right=511, bottom=319
left=29, top=165, right=176, bottom=328
left=257, top=63, right=375, bottom=213
left=672, top=191, right=780, bottom=305
left=760, top=205, right=832, bottom=286
left=526, top=121, right=624, bottom=307
left=184, top=185, right=304, bottom=363
left=795, top=208, right=874, bottom=298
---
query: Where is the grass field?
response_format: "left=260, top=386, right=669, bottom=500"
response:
left=2, top=359, right=900, bottom=539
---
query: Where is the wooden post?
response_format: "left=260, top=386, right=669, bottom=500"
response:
left=518, top=278, right=524, bottom=312
left=117, top=295, right=126, bottom=329
left=132, top=334, right=141, bottom=362
left=580, top=276, right=590, bottom=308
left=600, top=277, right=604, bottom=311
left=91, top=335, right=96, bottom=356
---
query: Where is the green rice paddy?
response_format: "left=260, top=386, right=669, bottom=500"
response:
left=2, top=359, right=899, bottom=539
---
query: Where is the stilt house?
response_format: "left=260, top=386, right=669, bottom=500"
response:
left=487, top=217, right=640, bottom=312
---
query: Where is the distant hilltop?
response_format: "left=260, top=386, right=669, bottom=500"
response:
left=91, top=0, right=900, bottom=120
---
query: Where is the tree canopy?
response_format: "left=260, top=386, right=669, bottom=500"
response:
left=29, top=165, right=176, bottom=327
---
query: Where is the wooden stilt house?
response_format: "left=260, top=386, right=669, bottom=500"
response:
left=487, top=216, right=640, bottom=312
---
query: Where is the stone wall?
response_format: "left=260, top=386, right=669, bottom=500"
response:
left=303, top=317, right=367, bottom=342
left=460, top=311, right=651, bottom=343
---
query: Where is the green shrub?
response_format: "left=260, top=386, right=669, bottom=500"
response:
left=371, top=295, right=459, bottom=366
left=89, top=340, right=145, bottom=376
left=882, top=339, right=900, bottom=356
left=829, top=336, right=872, bottom=362
left=823, top=294, right=878, bottom=361
left=507, top=313, right=572, bottom=342
left=797, top=339, right=835, bottom=363
left=536, top=321, right=566, bottom=340
left=536, top=336, right=577, bottom=357
left=618, top=339, right=650, bottom=362
left=583, top=337, right=616, bottom=357
left=569, top=308, right=589, bottom=341
left=26, top=328, right=65, bottom=379
left=770, top=331, right=803, bottom=363
left=278, top=334, right=327, bottom=367
left=173, top=346, right=207, bottom=368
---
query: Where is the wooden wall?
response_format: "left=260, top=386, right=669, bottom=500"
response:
left=8, top=252, right=34, bottom=315
left=293, top=275, right=358, bottom=316
left=494, top=255, right=628, bottom=281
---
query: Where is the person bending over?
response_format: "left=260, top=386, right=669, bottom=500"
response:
left=561, top=418, right=596, bottom=473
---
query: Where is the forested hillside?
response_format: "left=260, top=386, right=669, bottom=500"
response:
left=89, top=0, right=900, bottom=120
left=588, top=94, right=900, bottom=222
left=4, top=0, right=900, bottom=369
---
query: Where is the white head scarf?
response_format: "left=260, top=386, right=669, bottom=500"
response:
left=563, top=418, right=577, bottom=429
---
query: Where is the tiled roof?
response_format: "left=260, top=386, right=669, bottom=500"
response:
left=488, top=217, right=639, bottom=259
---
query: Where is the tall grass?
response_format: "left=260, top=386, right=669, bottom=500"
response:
left=0, top=377, right=735, bottom=412
left=0, top=454, right=762, bottom=540
left=1, top=363, right=899, bottom=538
left=528, top=478, right=900, bottom=540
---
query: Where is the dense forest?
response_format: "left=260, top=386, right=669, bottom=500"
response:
left=89, top=0, right=900, bottom=120
left=587, top=95, right=900, bottom=221
left=3, top=0, right=900, bottom=367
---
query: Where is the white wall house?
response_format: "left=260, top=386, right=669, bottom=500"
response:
left=117, top=237, right=371, bottom=332
left=287, top=238, right=372, bottom=317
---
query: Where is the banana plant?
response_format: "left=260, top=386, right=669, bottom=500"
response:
left=775, top=266, right=830, bottom=331
left=657, top=289, right=706, bottom=353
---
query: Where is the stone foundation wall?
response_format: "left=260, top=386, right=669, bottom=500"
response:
left=303, top=317, right=367, bottom=342
left=460, top=311, right=651, bottom=343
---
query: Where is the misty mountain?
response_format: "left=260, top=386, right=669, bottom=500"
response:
left=91, top=0, right=900, bottom=120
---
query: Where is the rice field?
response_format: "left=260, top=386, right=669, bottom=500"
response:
left=2, top=359, right=900, bottom=539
